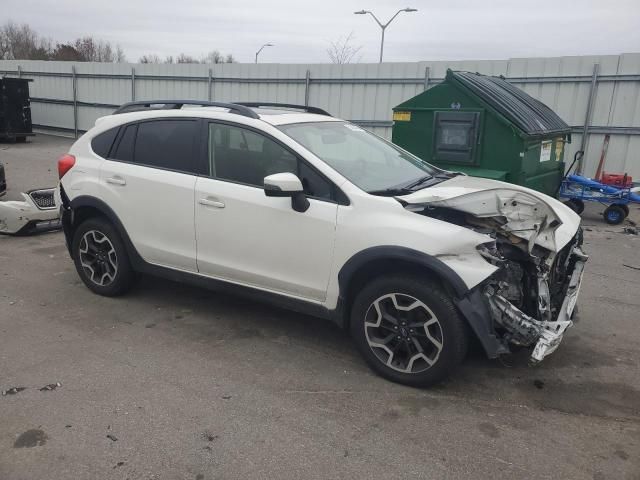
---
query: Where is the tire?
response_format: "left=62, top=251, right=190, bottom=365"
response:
left=71, top=217, right=135, bottom=296
left=603, top=205, right=625, bottom=225
left=350, top=275, right=469, bottom=387
left=565, top=199, right=584, bottom=214
left=15, top=136, right=27, bottom=143
left=618, top=204, right=630, bottom=218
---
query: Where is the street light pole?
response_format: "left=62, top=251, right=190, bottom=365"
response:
left=354, top=8, right=417, bottom=63
left=255, top=43, right=274, bottom=63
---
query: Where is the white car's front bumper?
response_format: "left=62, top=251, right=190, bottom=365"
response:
left=0, top=188, right=60, bottom=235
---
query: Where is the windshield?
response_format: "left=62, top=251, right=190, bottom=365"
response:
left=278, top=121, right=441, bottom=193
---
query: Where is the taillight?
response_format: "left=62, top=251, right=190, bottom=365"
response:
left=58, top=154, right=76, bottom=179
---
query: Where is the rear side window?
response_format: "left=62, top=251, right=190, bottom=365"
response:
left=111, top=124, right=137, bottom=163
left=134, top=120, right=199, bottom=172
left=91, top=127, right=118, bottom=158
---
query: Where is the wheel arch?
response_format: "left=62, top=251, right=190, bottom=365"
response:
left=64, top=195, right=144, bottom=269
left=336, top=246, right=469, bottom=329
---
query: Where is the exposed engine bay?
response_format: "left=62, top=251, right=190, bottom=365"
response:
left=403, top=186, right=588, bottom=364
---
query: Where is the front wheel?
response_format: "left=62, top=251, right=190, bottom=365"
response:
left=350, top=275, right=469, bottom=387
left=71, top=217, right=135, bottom=296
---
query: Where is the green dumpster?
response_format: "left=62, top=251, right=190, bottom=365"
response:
left=391, top=69, right=571, bottom=196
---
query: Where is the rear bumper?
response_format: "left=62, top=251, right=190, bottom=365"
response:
left=59, top=186, right=73, bottom=253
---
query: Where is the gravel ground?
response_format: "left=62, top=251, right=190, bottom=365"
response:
left=1, top=134, right=639, bottom=480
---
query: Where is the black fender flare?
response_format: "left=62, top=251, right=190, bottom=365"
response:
left=65, top=195, right=145, bottom=268
left=337, top=246, right=470, bottom=300
left=336, top=246, right=506, bottom=358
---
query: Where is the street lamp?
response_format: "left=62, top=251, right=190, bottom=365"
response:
left=255, top=43, right=274, bottom=63
left=354, top=8, right=417, bottom=63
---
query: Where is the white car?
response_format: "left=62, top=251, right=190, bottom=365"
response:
left=58, top=101, right=587, bottom=387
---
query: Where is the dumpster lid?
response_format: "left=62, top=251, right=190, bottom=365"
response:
left=448, top=70, right=570, bottom=138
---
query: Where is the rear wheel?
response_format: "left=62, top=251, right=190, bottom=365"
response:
left=71, top=217, right=135, bottom=296
left=350, top=275, right=468, bottom=387
left=564, top=199, right=584, bottom=214
left=603, top=205, right=625, bottom=225
left=15, top=136, right=27, bottom=143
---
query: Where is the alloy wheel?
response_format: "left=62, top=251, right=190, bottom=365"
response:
left=78, top=230, right=118, bottom=286
left=364, top=293, right=444, bottom=373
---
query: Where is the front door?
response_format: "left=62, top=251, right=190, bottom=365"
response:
left=195, top=122, right=338, bottom=301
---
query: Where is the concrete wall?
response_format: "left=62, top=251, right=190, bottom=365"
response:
left=1, top=54, right=639, bottom=177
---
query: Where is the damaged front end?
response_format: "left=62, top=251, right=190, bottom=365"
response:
left=0, top=188, right=61, bottom=235
left=401, top=181, right=588, bottom=364
left=478, top=232, right=587, bottom=363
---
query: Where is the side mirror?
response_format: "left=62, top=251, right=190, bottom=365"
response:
left=263, top=172, right=310, bottom=213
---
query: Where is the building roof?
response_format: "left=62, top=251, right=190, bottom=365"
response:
left=448, top=70, right=571, bottom=137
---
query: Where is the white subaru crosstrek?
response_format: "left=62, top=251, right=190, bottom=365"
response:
left=57, top=101, right=587, bottom=387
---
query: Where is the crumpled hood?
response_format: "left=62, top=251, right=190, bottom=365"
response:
left=397, top=175, right=581, bottom=252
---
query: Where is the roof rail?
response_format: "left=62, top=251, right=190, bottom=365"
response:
left=112, top=100, right=260, bottom=119
left=234, top=102, right=332, bottom=117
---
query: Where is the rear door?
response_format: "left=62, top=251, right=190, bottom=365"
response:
left=99, top=118, right=201, bottom=271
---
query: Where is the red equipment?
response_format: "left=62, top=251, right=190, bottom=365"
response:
left=601, top=172, right=633, bottom=188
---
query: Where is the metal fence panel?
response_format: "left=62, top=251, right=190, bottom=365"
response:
left=1, top=54, right=639, bottom=177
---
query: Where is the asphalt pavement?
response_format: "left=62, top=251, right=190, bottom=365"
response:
left=1, top=134, right=639, bottom=479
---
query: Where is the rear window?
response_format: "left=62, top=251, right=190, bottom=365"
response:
left=107, top=120, right=200, bottom=174
left=91, top=127, right=118, bottom=158
left=134, top=120, right=199, bottom=171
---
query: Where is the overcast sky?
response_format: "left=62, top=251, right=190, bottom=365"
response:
left=5, top=0, right=640, bottom=63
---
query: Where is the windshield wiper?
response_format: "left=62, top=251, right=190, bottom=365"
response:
left=402, top=175, right=434, bottom=190
left=367, top=187, right=413, bottom=196
left=368, top=175, right=435, bottom=196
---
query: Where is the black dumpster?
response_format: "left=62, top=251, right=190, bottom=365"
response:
left=0, top=77, right=34, bottom=142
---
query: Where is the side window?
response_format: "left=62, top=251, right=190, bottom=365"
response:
left=134, top=120, right=199, bottom=172
left=111, top=124, right=137, bottom=163
left=208, top=123, right=297, bottom=187
left=208, top=122, right=335, bottom=201
left=299, top=162, right=332, bottom=200
left=91, top=127, right=118, bottom=158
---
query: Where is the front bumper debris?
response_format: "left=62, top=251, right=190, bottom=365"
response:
left=0, top=188, right=61, bottom=235
left=486, top=246, right=588, bottom=363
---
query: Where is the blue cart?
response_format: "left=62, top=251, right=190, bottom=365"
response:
left=559, top=174, right=640, bottom=224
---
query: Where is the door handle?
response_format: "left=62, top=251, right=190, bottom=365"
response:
left=106, top=176, right=126, bottom=186
left=198, top=197, right=225, bottom=208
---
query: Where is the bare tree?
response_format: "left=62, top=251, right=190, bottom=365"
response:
left=139, top=54, right=162, bottom=64
left=176, top=53, right=198, bottom=64
left=200, top=50, right=236, bottom=64
left=0, top=21, right=48, bottom=60
left=115, top=45, right=126, bottom=62
left=0, top=20, right=127, bottom=62
left=0, top=20, right=236, bottom=64
left=73, top=37, right=119, bottom=62
left=327, top=32, right=362, bottom=64
left=201, top=50, right=222, bottom=64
